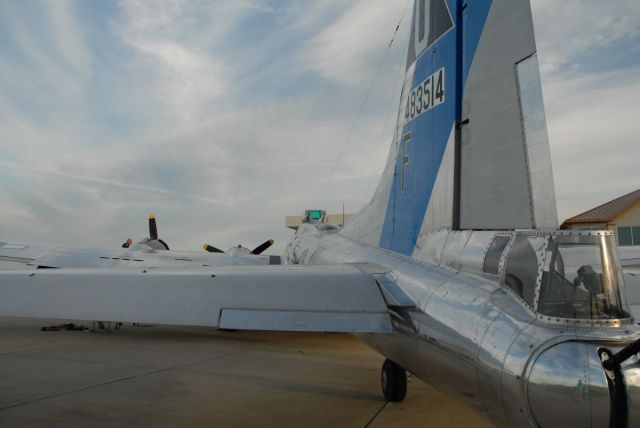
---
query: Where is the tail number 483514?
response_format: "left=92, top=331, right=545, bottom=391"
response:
left=404, top=67, right=445, bottom=125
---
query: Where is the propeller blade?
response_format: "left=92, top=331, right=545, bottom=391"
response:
left=203, top=243, right=224, bottom=253
left=251, top=239, right=274, bottom=255
left=148, top=214, right=158, bottom=240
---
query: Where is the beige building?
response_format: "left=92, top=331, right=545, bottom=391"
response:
left=561, top=189, right=640, bottom=246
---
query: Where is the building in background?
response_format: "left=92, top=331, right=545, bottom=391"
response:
left=285, top=212, right=353, bottom=231
left=561, top=189, right=640, bottom=246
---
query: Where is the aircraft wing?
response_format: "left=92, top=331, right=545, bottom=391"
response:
left=0, top=240, right=279, bottom=269
left=624, top=269, right=640, bottom=320
left=0, top=264, right=393, bottom=333
left=0, top=242, right=64, bottom=266
left=620, top=246, right=640, bottom=268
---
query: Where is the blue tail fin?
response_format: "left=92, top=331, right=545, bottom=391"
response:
left=342, top=0, right=558, bottom=256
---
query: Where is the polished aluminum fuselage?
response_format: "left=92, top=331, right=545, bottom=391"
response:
left=286, top=224, right=640, bottom=428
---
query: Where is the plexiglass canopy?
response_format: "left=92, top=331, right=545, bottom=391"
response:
left=497, top=230, right=631, bottom=322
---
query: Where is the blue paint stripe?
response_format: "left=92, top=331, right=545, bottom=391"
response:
left=379, top=0, right=492, bottom=255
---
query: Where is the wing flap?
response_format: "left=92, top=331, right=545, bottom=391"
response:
left=0, top=264, right=393, bottom=333
left=219, top=309, right=391, bottom=332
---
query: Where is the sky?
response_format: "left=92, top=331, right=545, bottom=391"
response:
left=0, top=0, right=639, bottom=254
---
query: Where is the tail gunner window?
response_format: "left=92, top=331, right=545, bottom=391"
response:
left=500, top=231, right=631, bottom=321
left=538, top=234, right=630, bottom=320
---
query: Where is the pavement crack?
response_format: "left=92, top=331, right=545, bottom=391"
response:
left=364, top=400, right=389, bottom=427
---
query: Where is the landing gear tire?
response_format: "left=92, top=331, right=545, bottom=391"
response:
left=381, top=359, right=407, bottom=402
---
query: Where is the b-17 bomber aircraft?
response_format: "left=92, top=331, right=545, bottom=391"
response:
left=1, top=1, right=639, bottom=427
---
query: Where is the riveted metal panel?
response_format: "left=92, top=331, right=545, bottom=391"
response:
left=477, top=289, right=536, bottom=427
left=458, top=231, right=496, bottom=274
left=527, top=341, right=610, bottom=428
left=440, top=230, right=473, bottom=270
left=417, top=274, right=500, bottom=400
left=460, top=0, right=557, bottom=230
left=412, top=229, right=449, bottom=265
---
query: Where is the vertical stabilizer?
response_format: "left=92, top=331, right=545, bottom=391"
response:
left=458, top=0, right=557, bottom=230
left=341, top=0, right=558, bottom=256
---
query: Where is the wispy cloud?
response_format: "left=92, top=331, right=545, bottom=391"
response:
left=541, top=67, right=640, bottom=218
left=0, top=160, right=225, bottom=205
left=43, top=0, right=93, bottom=77
left=531, top=0, right=640, bottom=220
left=0, top=0, right=638, bottom=252
left=299, top=0, right=408, bottom=84
left=532, top=0, right=640, bottom=75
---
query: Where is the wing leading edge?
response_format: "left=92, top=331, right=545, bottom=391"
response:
left=0, top=264, right=393, bottom=333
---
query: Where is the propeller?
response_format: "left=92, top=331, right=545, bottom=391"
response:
left=251, top=239, right=274, bottom=255
left=202, top=243, right=224, bottom=253
left=201, top=239, right=274, bottom=255
left=146, top=214, right=169, bottom=250
left=148, top=214, right=158, bottom=240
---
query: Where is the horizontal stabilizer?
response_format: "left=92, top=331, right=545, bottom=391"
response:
left=624, top=271, right=640, bottom=321
left=0, top=265, right=392, bottom=333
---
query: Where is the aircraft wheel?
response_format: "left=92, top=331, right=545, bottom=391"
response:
left=381, top=359, right=407, bottom=402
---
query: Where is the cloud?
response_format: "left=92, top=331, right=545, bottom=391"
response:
left=531, top=0, right=640, bottom=75
left=542, top=67, right=640, bottom=220
left=0, top=0, right=638, bottom=254
left=0, top=2, right=92, bottom=144
left=112, top=1, right=241, bottom=134
left=298, top=0, right=408, bottom=85
left=531, top=0, right=640, bottom=221
left=43, top=0, right=93, bottom=77
left=0, top=160, right=225, bottom=205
